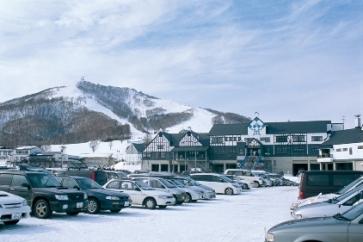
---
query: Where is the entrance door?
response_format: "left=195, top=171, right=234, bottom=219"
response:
left=293, top=164, right=308, bottom=176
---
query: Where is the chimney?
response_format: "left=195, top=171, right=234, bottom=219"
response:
left=355, top=114, right=361, bottom=128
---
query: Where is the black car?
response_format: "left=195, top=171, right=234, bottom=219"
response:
left=58, top=176, right=131, bottom=214
left=0, top=170, right=87, bottom=218
left=299, top=171, right=363, bottom=199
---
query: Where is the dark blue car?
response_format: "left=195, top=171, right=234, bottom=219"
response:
left=58, top=176, right=131, bottom=214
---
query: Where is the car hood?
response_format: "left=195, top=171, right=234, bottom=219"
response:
left=0, top=191, right=25, bottom=204
left=270, top=216, right=347, bottom=232
left=87, top=188, right=129, bottom=198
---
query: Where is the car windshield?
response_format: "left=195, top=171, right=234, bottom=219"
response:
left=134, top=180, right=154, bottom=190
left=28, top=173, right=61, bottom=188
left=340, top=203, right=363, bottom=221
left=338, top=178, right=363, bottom=194
left=160, top=178, right=176, bottom=188
left=220, top=175, right=233, bottom=183
left=331, top=187, right=362, bottom=204
left=171, top=179, right=185, bottom=187
left=76, top=178, right=102, bottom=189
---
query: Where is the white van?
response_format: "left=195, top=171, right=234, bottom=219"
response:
left=190, top=173, right=242, bottom=195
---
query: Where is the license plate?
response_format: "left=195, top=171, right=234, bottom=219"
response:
left=76, top=202, right=83, bottom=208
left=124, top=201, right=130, bottom=207
left=12, top=213, right=21, bottom=220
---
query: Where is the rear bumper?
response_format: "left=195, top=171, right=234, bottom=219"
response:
left=156, top=197, right=176, bottom=206
left=0, top=206, right=31, bottom=222
left=99, top=199, right=130, bottom=211
left=202, top=191, right=216, bottom=199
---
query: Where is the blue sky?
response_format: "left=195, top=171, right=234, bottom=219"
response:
left=0, top=0, right=362, bottom=127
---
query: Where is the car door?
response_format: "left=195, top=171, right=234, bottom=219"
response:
left=61, top=177, right=80, bottom=190
left=0, top=173, right=12, bottom=192
left=9, top=174, right=32, bottom=204
left=120, top=181, right=141, bottom=205
left=348, top=214, right=363, bottom=242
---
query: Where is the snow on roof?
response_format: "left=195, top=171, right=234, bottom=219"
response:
left=16, top=146, right=39, bottom=150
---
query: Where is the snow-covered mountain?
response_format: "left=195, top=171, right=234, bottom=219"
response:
left=0, top=80, right=249, bottom=147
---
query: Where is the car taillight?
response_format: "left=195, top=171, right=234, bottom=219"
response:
left=90, top=171, right=96, bottom=181
left=299, top=191, right=304, bottom=199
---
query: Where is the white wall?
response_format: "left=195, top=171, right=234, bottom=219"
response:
left=332, top=142, right=363, bottom=160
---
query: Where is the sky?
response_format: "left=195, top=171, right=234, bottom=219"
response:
left=0, top=0, right=362, bottom=127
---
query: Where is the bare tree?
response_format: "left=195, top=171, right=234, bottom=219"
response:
left=89, top=140, right=100, bottom=153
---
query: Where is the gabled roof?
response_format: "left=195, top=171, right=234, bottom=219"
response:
left=322, top=128, right=363, bottom=146
left=265, top=121, right=331, bottom=134
left=209, top=123, right=249, bottom=136
left=132, top=143, right=145, bottom=153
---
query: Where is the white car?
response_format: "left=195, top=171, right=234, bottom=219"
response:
left=291, top=176, right=363, bottom=211
left=103, top=179, right=175, bottom=209
left=224, top=169, right=263, bottom=188
left=0, top=191, right=31, bottom=225
left=292, top=187, right=363, bottom=219
left=166, top=179, right=203, bottom=202
left=190, top=173, right=242, bottom=195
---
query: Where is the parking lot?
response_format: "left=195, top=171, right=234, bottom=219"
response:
left=0, top=187, right=297, bottom=242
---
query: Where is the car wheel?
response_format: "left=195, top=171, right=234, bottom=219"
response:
left=253, top=181, right=260, bottom=188
left=144, top=198, right=156, bottom=209
left=33, top=199, right=51, bottom=219
left=3, top=220, right=19, bottom=225
left=110, top=209, right=121, bottom=213
left=66, top=211, right=79, bottom=216
left=225, top=187, right=234, bottom=195
left=87, top=198, right=100, bottom=214
left=184, top=193, right=192, bottom=203
left=159, top=205, right=167, bottom=209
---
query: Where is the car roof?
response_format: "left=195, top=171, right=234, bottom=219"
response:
left=0, top=170, right=48, bottom=175
left=190, top=173, right=220, bottom=176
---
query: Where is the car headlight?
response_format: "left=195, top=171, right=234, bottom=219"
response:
left=106, top=196, right=120, bottom=201
left=265, top=232, right=274, bottom=242
left=84, top=193, right=88, bottom=200
left=55, top=195, right=69, bottom=201
left=22, top=200, right=28, bottom=206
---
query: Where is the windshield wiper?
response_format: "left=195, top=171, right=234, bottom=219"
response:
left=333, top=213, right=349, bottom=221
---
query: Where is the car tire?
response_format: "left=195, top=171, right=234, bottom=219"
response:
left=66, top=211, right=79, bottom=216
left=184, top=193, right=192, bottom=203
left=158, top=205, right=167, bottom=209
left=253, top=181, right=260, bottom=188
left=33, top=199, right=52, bottom=219
left=225, top=187, right=234, bottom=195
left=87, top=198, right=100, bottom=214
left=110, top=209, right=121, bottom=213
left=4, top=220, right=19, bottom=225
left=144, top=198, right=156, bottom=209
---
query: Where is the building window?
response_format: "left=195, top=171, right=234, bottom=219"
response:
left=237, top=137, right=242, bottom=141
left=233, top=137, right=237, bottom=141
left=260, top=137, right=270, bottom=143
left=336, top=149, right=342, bottom=152
left=358, top=146, right=363, bottom=149
left=292, top=135, right=306, bottom=142
left=224, top=137, right=228, bottom=142
left=311, top=136, right=323, bottom=142
left=342, top=148, right=348, bottom=152
left=349, top=147, right=353, bottom=155
left=276, top=136, right=288, bottom=143
left=157, top=145, right=164, bottom=150
left=211, top=137, right=223, bottom=144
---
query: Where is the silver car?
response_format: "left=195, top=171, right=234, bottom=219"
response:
left=266, top=203, right=363, bottom=242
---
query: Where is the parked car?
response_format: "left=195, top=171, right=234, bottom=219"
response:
left=0, top=191, right=31, bottom=225
left=224, top=175, right=250, bottom=190
left=190, top=173, right=242, bottom=195
left=173, top=177, right=216, bottom=200
left=298, top=170, right=363, bottom=199
left=131, top=177, right=186, bottom=204
left=224, top=169, right=264, bottom=188
left=166, top=179, right=203, bottom=202
left=0, top=170, right=87, bottom=218
left=57, top=176, right=130, bottom=214
left=266, top=202, right=363, bottom=242
left=251, top=170, right=273, bottom=187
left=291, top=176, right=363, bottom=211
left=53, top=168, right=109, bottom=185
left=103, top=179, right=175, bottom=209
left=292, top=185, right=363, bottom=219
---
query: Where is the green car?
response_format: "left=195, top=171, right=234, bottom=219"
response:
left=266, top=203, right=363, bottom=242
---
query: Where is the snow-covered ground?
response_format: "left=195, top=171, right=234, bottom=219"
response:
left=0, top=187, right=298, bottom=242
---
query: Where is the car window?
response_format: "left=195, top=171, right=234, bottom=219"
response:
left=307, top=174, right=330, bottom=186
left=343, top=193, right=362, bottom=206
left=107, top=181, right=121, bottom=189
left=339, top=178, right=363, bottom=194
left=342, top=203, right=363, bottom=220
left=0, top=173, right=12, bottom=185
left=150, top=179, right=164, bottom=189
left=120, top=181, right=133, bottom=190
left=62, top=177, right=79, bottom=188
left=11, top=175, right=29, bottom=187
